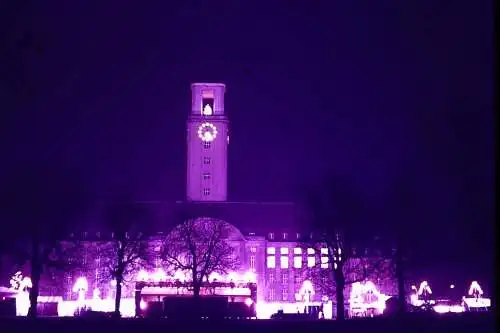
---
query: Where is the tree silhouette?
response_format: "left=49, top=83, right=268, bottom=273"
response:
left=386, top=171, right=419, bottom=315
left=102, top=197, right=152, bottom=317
left=301, top=176, right=389, bottom=320
left=161, top=218, right=239, bottom=297
left=0, top=163, right=89, bottom=317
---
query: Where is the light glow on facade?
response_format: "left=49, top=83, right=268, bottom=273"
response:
left=348, top=280, right=390, bottom=317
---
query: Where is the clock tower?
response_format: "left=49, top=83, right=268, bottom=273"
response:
left=186, top=83, right=228, bottom=201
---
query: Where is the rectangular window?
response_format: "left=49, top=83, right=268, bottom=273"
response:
left=203, top=141, right=211, bottom=149
left=269, top=288, right=275, bottom=301
left=201, top=96, right=214, bottom=116
left=280, top=256, right=289, bottom=269
left=203, top=188, right=210, bottom=196
left=321, top=256, right=329, bottom=269
left=293, top=248, right=302, bottom=255
left=269, top=273, right=275, bottom=283
left=267, top=256, right=276, bottom=268
left=282, top=289, right=288, bottom=301
left=268, top=232, right=274, bottom=240
left=294, top=275, right=302, bottom=285
left=307, top=248, right=315, bottom=255
left=282, top=273, right=288, bottom=284
left=267, top=247, right=276, bottom=255
left=282, top=232, right=288, bottom=240
left=307, top=256, right=315, bottom=268
left=321, top=248, right=328, bottom=255
left=250, top=255, right=256, bottom=271
left=293, top=256, right=302, bottom=269
left=202, top=172, right=211, bottom=180
left=203, top=156, right=211, bottom=165
left=280, top=247, right=289, bottom=255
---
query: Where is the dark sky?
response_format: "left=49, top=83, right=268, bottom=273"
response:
left=0, top=2, right=494, bottom=280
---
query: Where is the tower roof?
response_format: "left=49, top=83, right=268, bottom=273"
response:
left=191, top=82, right=226, bottom=89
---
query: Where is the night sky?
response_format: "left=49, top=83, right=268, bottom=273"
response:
left=1, top=2, right=494, bottom=284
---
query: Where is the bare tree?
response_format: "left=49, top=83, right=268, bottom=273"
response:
left=100, top=233, right=150, bottom=315
left=303, top=246, right=392, bottom=304
left=161, top=218, right=239, bottom=297
left=386, top=171, right=419, bottom=315
left=0, top=164, right=89, bottom=317
left=102, top=199, right=152, bottom=317
left=301, top=176, right=392, bottom=320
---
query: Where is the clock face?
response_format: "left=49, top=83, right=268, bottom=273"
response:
left=198, top=122, right=218, bottom=142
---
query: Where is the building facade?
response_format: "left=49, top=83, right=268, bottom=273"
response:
left=1, top=83, right=395, bottom=318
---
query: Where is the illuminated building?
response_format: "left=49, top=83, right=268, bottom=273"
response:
left=0, top=83, right=396, bottom=318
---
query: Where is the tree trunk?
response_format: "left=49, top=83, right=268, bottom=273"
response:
left=192, top=268, right=200, bottom=297
left=193, top=279, right=201, bottom=298
left=114, top=276, right=122, bottom=317
left=335, top=271, right=346, bottom=321
left=191, top=277, right=202, bottom=318
left=396, top=241, right=406, bottom=315
left=28, top=237, right=41, bottom=318
left=114, top=243, right=125, bottom=317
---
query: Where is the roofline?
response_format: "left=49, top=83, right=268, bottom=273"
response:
left=174, top=201, right=296, bottom=205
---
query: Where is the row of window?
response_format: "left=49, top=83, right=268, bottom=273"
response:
left=268, top=232, right=300, bottom=240
left=268, top=273, right=307, bottom=285
left=267, top=247, right=329, bottom=255
left=268, top=288, right=314, bottom=302
left=267, top=255, right=329, bottom=269
left=246, top=247, right=335, bottom=270
left=268, top=289, right=289, bottom=301
left=249, top=256, right=328, bottom=271
left=267, top=247, right=330, bottom=269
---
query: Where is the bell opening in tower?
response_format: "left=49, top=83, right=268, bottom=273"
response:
left=201, top=97, right=214, bottom=116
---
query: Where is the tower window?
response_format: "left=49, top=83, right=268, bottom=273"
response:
left=203, top=141, right=211, bottom=149
left=203, top=156, right=211, bottom=165
left=203, top=172, right=211, bottom=180
left=202, top=97, right=214, bottom=116
left=203, top=188, right=210, bottom=196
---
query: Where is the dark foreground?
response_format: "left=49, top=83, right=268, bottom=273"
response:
left=0, top=313, right=495, bottom=333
